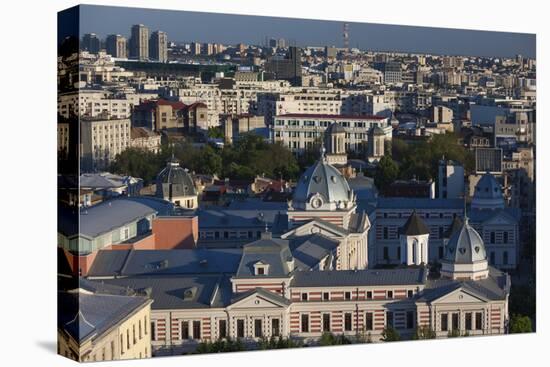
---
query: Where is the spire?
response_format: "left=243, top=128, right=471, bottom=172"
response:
left=320, top=142, right=327, bottom=162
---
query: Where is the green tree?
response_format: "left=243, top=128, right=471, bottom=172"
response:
left=381, top=327, right=400, bottom=342
left=207, top=126, right=224, bottom=139
left=412, top=325, right=436, bottom=340
left=374, top=155, right=399, bottom=190
left=319, top=332, right=352, bottom=346
left=509, top=314, right=533, bottom=333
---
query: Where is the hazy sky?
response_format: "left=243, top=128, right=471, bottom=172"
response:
left=74, top=4, right=536, bottom=58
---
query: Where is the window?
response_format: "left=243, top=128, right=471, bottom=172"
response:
left=383, top=227, right=389, bottom=239
left=441, top=314, right=448, bottom=331
left=110, top=341, right=115, bottom=358
left=503, top=231, right=509, bottom=243
left=345, top=291, right=352, bottom=300
left=139, top=320, right=142, bottom=339
left=366, top=291, right=373, bottom=299
left=323, top=292, right=330, bottom=301
left=365, top=312, right=373, bottom=331
left=126, top=329, right=130, bottom=349
left=386, top=311, right=394, bottom=327
left=383, top=247, right=389, bottom=260
left=451, top=313, right=459, bottom=331
left=219, top=320, right=227, bottom=338
left=387, top=290, right=394, bottom=299
left=150, top=322, right=156, bottom=341
left=257, top=267, right=265, bottom=275
left=133, top=325, right=136, bottom=344
left=301, top=314, right=310, bottom=332
left=323, top=314, right=331, bottom=332
left=490, top=232, right=496, bottom=244
left=406, top=311, right=415, bottom=329
left=475, top=312, right=483, bottom=330
left=254, top=319, right=263, bottom=338
left=120, top=334, right=125, bottom=353
left=271, top=318, right=280, bottom=337
left=465, top=313, right=472, bottom=330
left=301, top=292, right=308, bottom=301
left=344, top=313, right=352, bottom=331
left=181, top=321, right=189, bottom=339
left=503, top=251, right=509, bottom=265
left=193, top=321, right=201, bottom=340
left=407, top=290, right=413, bottom=298
left=237, top=319, right=245, bottom=338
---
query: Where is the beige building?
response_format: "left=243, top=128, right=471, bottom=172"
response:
left=106, top=34, right=127, bottom=59
left=130, top=24, right=149, bottom=61
left=223, top=114, right=266, bottom=144
left=80, top=117, right=131, bottom=171
left=58, top=287, right=153, bottom=362
left=131, top=127, right=161, bottom=153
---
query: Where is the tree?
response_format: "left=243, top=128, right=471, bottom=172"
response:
left=374, top=155, right=399, bottom=190
left=447, top=329, right=461, bottom=338
left=258, top=336, right=303, bottom=349
left=509, top=314, right=533, bottom=333
left=319, top=332, right=352, bottom=346
left=412, top=325, right=436, bottom=340
left=207, top=126, right=224, bottom=139
left=194, top=337, right=246, bottom=354
left=381, top=327, right=400, bottom=342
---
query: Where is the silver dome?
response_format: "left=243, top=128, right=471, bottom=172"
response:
left=156, top=158, right=197, bottom=198
left=444, top=218, right=487, bottom=264
left=292, top=152, right=353, bottom=210
left=471, top=173, right=504, bottom=210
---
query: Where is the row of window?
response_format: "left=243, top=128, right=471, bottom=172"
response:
left=299, top=289, right=414, bottom=301
left=199, top=230, right=262, bottom=240
left=274, top=120, right=383, bottom=129
left=300, top=310, right=415, bottom=333
left=440, top=312, right=483, bottom=332
left=120, top=315, right=148, bottom=355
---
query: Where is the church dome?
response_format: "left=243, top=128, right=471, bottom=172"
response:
left=292, top=149, right=354, bottom=211
left=444, top=218, right=486, bottom=264
left=441, top=217, right=489, bottom=280
left=156, top=157, right=197, bottom=199
left=471, top=173, right=504, bottom=210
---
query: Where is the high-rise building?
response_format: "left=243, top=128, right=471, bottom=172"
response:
left=204, top=43, right=214, bottom=55
left=82, top=33, right=100, bottom=53
left=149, top=30, right=168, bottom=62
left=105, top=34, right=127, bottom=58
left=265, top=46, right=302, bottom=86
left=129, top=24, right=149, bottom=61
left=191, top=42, right=202, bottom=55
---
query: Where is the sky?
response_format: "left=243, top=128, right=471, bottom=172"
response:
left=72, top=4, right=536, bottom=58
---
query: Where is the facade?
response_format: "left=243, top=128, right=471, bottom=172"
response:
left=367, top=126, right=385, bottom=162
left=105, top=34, right=127, bottom=59
left=130, top=24, right=149, bottom=61
left=223, top=114, right=266, bottom=144
left=86, top=216, right=509, bottom=354
left=82, top=33, right=100, bottom=53
left=80, top=117, right=131, bottom=171
left=130, top=127, right=161, bottom=153
left=265, top=46, right=302, bottom=86
left=58, top=288, right=152, bottom=362
left=132, top=99, right=208, bottom=133
left=272, top=114, right=391, bottom=154
left=438, top=159, right=465, bottom=199
left=150, top=31, right=168, bottom=63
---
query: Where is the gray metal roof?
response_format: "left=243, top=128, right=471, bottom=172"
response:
left=289, top=234, right=340, bottom=271
left=156, top=159, right=197, bottom=197
left=377, top=197, right=464, bottom=210
left=80, top=197, right=173, bottom=239
left=87, top=248, right=242, bottom=277
left=236, top=236, right=293, bottom=278
left=419, top=268, right=509, bottom=302
left=291, top=267, right=427, bottom=287
left=58, top=290, right=150, bottom=343
left=95, top=275, right=233, bottom=310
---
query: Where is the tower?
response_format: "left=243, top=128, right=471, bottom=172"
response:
left=367, top=126, right=385, bottom=162
left=399, top=211, right=430, bottom=266
left=325, top=122, right=347, bottom=166
left=130, top=24, right=149, bottom=61
left=149, top=31, right=168, bottom=62
left=343, top=23, right=350, bottom=52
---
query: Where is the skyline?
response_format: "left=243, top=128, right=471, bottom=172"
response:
left=76, top=5, right=536, bottom=58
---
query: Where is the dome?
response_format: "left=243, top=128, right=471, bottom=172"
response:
left=400, top=211, right=430, bottom=236
left=443, top=218, right=486, bottom=264
left=471, top=173, right=504, bottom=210
left=292, top=151, right=354, bottom=211
left=326, top=122, right=346, bottom=135
left=369, top=126, right=386, bottom=136
left=156, top=157, right=197, bottom=199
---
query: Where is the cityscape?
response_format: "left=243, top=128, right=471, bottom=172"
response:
left=57, top=5, right=536, bottom=362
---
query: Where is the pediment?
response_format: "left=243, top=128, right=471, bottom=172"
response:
left=432, top=287, right=489, bottom=304
left=228, top=290, right=289, bottom=310
left=281, top=220, right=347, bottom=239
